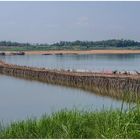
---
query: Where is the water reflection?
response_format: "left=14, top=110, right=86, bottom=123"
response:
left=54, top=53, right=140, bottom=60
left=0, top=54, right=138, bottom=123
left=0, top=54, right=140, bottom=71
left=0, top=74, right=131, bottom=123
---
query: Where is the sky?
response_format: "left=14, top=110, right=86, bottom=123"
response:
left=0, top=1, right=140, bottom=43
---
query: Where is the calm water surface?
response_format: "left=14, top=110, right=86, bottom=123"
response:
left=0, top=54, right=138, bottom=123
left=0, top=54, right=140, bottom=71
left=0, top=74, right=130, bottom=123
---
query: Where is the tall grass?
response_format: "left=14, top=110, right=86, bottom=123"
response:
left=0, top=106, right=140, bottom=138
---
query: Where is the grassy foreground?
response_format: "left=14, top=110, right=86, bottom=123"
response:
left=0, top=107, right=140, bottom=139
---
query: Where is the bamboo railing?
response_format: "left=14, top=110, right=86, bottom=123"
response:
left=0, top=60, right=140, bottom=102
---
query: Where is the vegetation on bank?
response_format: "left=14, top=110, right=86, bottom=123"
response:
left=0, top=39, right=140, bottom=51
left=0, top=106, right=140, bottom=138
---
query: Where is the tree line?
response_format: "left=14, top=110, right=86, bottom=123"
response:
left=0, top=39, right=140, bottom=49
left=51, top=39, right=140, bottom=48
left=0, top=41, right=31, bottom=47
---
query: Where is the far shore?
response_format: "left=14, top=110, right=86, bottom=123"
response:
left=1, top=50, right=140, bottom=55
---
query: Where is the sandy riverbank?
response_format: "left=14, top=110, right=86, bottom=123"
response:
left=1, top=50, right=140, bottom=55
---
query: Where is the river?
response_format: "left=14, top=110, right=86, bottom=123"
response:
left=0, top=54, right=137, bottom=123
left=1, top=54, right=140, bottom=71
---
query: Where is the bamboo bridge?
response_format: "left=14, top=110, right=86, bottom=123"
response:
left=0, top=60, right=140, bottom=101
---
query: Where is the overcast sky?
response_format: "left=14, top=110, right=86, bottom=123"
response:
left=0, top=1, right=140, bottom=43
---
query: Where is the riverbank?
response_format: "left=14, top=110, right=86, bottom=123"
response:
left=0, top=108, right=140, bottom=138
left=1, top=49, right=140, bottom=55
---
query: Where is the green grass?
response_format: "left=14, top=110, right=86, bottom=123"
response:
left=0, top=106, right=140, bottom=138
